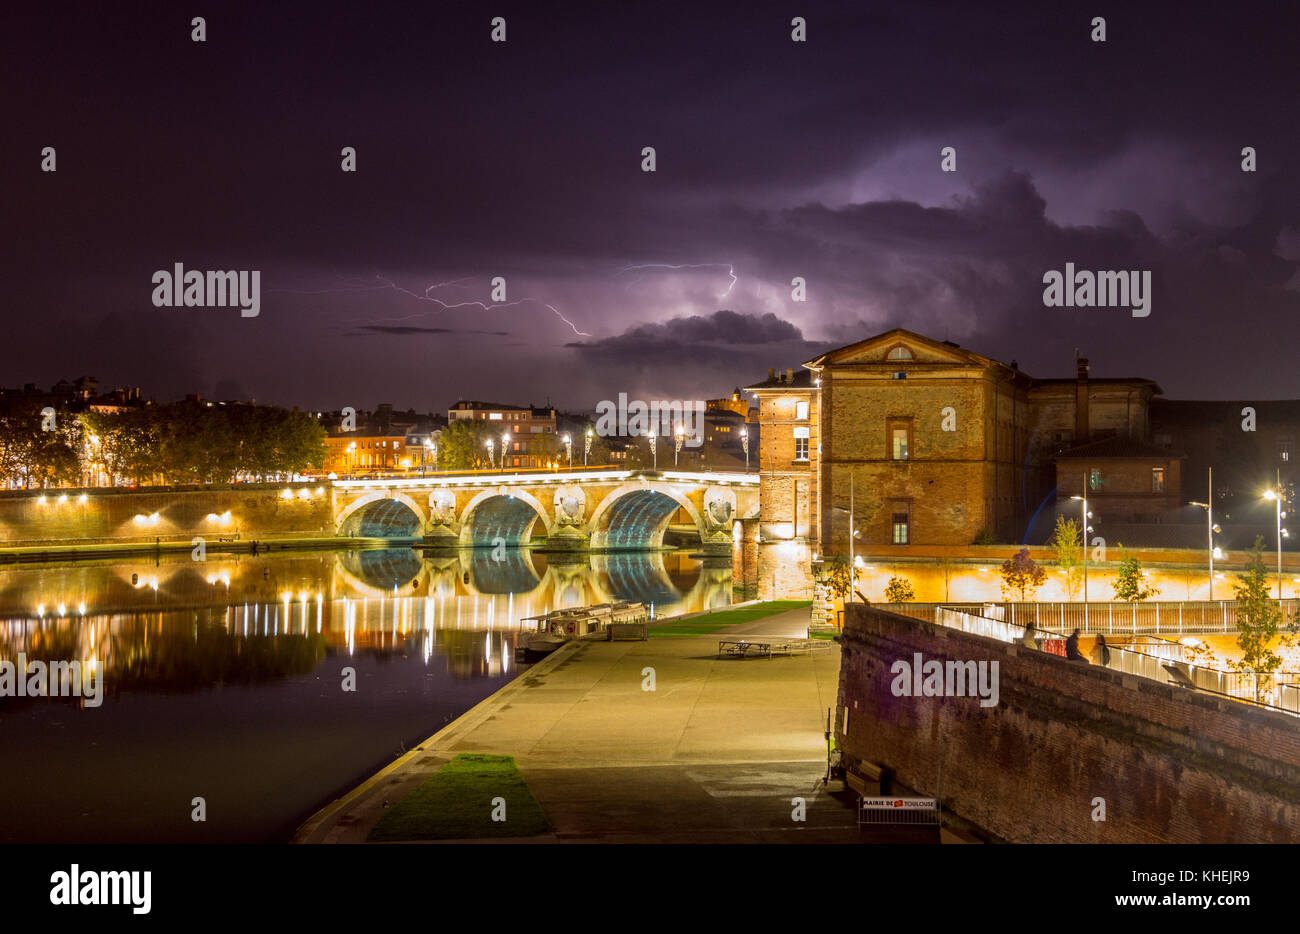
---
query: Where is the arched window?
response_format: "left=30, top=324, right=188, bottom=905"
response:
left=887, top=345, right=913, bottom=361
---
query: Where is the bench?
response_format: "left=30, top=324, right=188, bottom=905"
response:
left=717, top=639, right=771, bottom=659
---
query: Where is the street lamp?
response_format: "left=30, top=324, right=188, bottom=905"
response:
left=1189, top=468, right=1221, bottom=600
left=346, top=441, right=357, bottom=476
left=430, top=440, right=438, bottom=473
left=485, top=438, right=495, bottom=471
left=562, top=433, right=572, bottom=470
left=648, top=429, right=657, bottom=470
left=501, top=432, right=510, bottom=473
left=674, top=423, right=684, bottom=467
left=741, top=426, right=749, bottom=472
left=1070, top=476, right=1095, bottom=614
left=584, top=427, right=593, bottom=468
left=1263, top=475, right=1287, bottom=598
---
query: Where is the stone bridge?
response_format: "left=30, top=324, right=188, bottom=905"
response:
left=331, top=469, right=759, bottom=552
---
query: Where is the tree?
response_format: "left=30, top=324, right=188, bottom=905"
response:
left=819, top=556, right=854, bottom=602
left=1112, top=546, right=1159, bottom=602
left=1000, top=548, right=1046, bottom=600
left=1051, top=515, right=1084, bottom=600
left=1231, top=536, right=1287, bottom=703
left=883, top=575, right=915, bottom=604
left=438, top=419, right=494, bottom=470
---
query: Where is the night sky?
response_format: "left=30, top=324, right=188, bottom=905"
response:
left=6, top=1, right=1300, bottom=411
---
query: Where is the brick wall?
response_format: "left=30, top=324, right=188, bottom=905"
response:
left=836, top=603, right=1300, bottom=843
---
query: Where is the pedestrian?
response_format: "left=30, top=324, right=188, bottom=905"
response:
left=1090, top=633, right=1112, bottom=667
left=1020, top=625, right=1039, bottom=651
left=1065, top=628, right=1088, bottom=662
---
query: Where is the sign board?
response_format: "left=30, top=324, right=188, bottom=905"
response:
left=860, top=796, right=937, bottom=811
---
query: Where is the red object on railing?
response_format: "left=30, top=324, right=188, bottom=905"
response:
left=1041, top=638, right=1067, bottom=657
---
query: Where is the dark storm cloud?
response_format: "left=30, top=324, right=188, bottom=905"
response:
left=4, top=0, right=1300, bottom=407
left=353, top=325, right=510, bottom=336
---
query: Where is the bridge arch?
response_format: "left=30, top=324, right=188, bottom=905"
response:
left=334, top=549, right=430, bottom=597
left=588, top=482, right=707, bottom=551
left=336, top=491, right=427, bottom=538
left=458, top=488, right=553, bottom=546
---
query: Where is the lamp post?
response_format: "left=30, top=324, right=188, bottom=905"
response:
left=562, top=433, right=572, bottom=470
left=741, top=427, right=749, bottom=472
left=1070, top=474, right=1094, bottom=619
left=346, top=441, right=356, bottom=476
left=485, top=439, right=494, bottom=471
left=584, top=428, right=592, bottom=468
left=501, top=432, right=510, bottom=473
left=1189, top=468, right=1221, bottom=600
left=648, top=429, right=657, bottom=471
left=1263, top=470, right=1287, bottom=599
left=430, top=440, right=438, bottom=473
left=674, top=424, right=684, bottom=467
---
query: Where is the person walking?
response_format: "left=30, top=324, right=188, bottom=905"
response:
left=1090, top=633, right=1112, bottom=667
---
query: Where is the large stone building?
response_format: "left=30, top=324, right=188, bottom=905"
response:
left=748, top=328, right=1182, bottom=554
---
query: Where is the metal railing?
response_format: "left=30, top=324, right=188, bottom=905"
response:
left=932, top=604, right=1300, bottom=717
left=902, top=600, right=1299, bottom=635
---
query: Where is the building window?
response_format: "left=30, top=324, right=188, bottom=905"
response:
left=887, top=346, right=913, bottom=361
left=1088, top=468, right=1102, bottom=491
left=795, top=401, right=809, bottom=421
left=793, top=426, right=810, bottom=461
left=1151, top=467, right=1165, bottom=493
left=892, top=509, right=910, bottom=544
left=891, top=425, right=910, bottom=460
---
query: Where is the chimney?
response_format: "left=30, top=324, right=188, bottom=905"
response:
left=1075, top=357, right=1090, bottom=443
left=768, top=367, right=775, bottom=381
left=785, top=368, right=794, bottom=382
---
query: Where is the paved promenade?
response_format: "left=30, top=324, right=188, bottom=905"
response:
left=295, top=605, right=862, bottom=843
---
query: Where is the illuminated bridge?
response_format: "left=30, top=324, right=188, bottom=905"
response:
left=331, top=469, right=759, bottom=551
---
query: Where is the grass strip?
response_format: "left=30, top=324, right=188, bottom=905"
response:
left=647, top=600, right=811, bottom=637
left=367, top=753, right=549, bottom=841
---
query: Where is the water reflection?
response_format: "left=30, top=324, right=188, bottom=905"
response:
left=0, top=547, right=733, bottom=698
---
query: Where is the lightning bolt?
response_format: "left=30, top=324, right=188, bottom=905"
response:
left=618, top=262, right=738, bottom=300
left=271, top=274, right=592, bottom=337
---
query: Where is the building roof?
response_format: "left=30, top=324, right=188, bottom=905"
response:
left=744, top=369, right=815, bottom=391
left=1055, top=435, right=1185, bottom=460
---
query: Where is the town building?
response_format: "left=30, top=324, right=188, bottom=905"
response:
left=748, top=328, right=1186, bottom=553
left=448, top=401, right=558, bottom=469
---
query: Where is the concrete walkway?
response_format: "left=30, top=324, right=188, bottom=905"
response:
left=295, top=606, right=860, bottom=843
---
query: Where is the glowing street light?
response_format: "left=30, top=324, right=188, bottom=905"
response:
left=562, top=433, right=572, bottom=470
left=1070, top=475, right=1095, bottom=614
left=741, top=426, right=749, bottom=472
left=673, top=424, right=685, bottom=467
left=648, top=429, right=658, bottom=470
left=584, top=427, right=593, bottom=468
left=1263, top=473, right=1286, bottom=598
left=501, top=432, right=510, bottom=473
left=485, top=438, right=495, bottom=471
left=1190, top=468, right=1221, bottom=600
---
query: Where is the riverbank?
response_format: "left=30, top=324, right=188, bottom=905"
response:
left=0, top=535, right=411, bottom=564
left=293, top=601, right=868, bottom=844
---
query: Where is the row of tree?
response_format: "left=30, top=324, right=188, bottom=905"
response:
left=0, top=402, right=326, bottom=488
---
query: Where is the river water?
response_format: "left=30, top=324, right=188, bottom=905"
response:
left=0, top=546, right=734, bottom=842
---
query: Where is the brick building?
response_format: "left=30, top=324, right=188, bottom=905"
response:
left=749, top=328, right=1171, bottom=553
left=448, top=401, right=558, bottom=469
